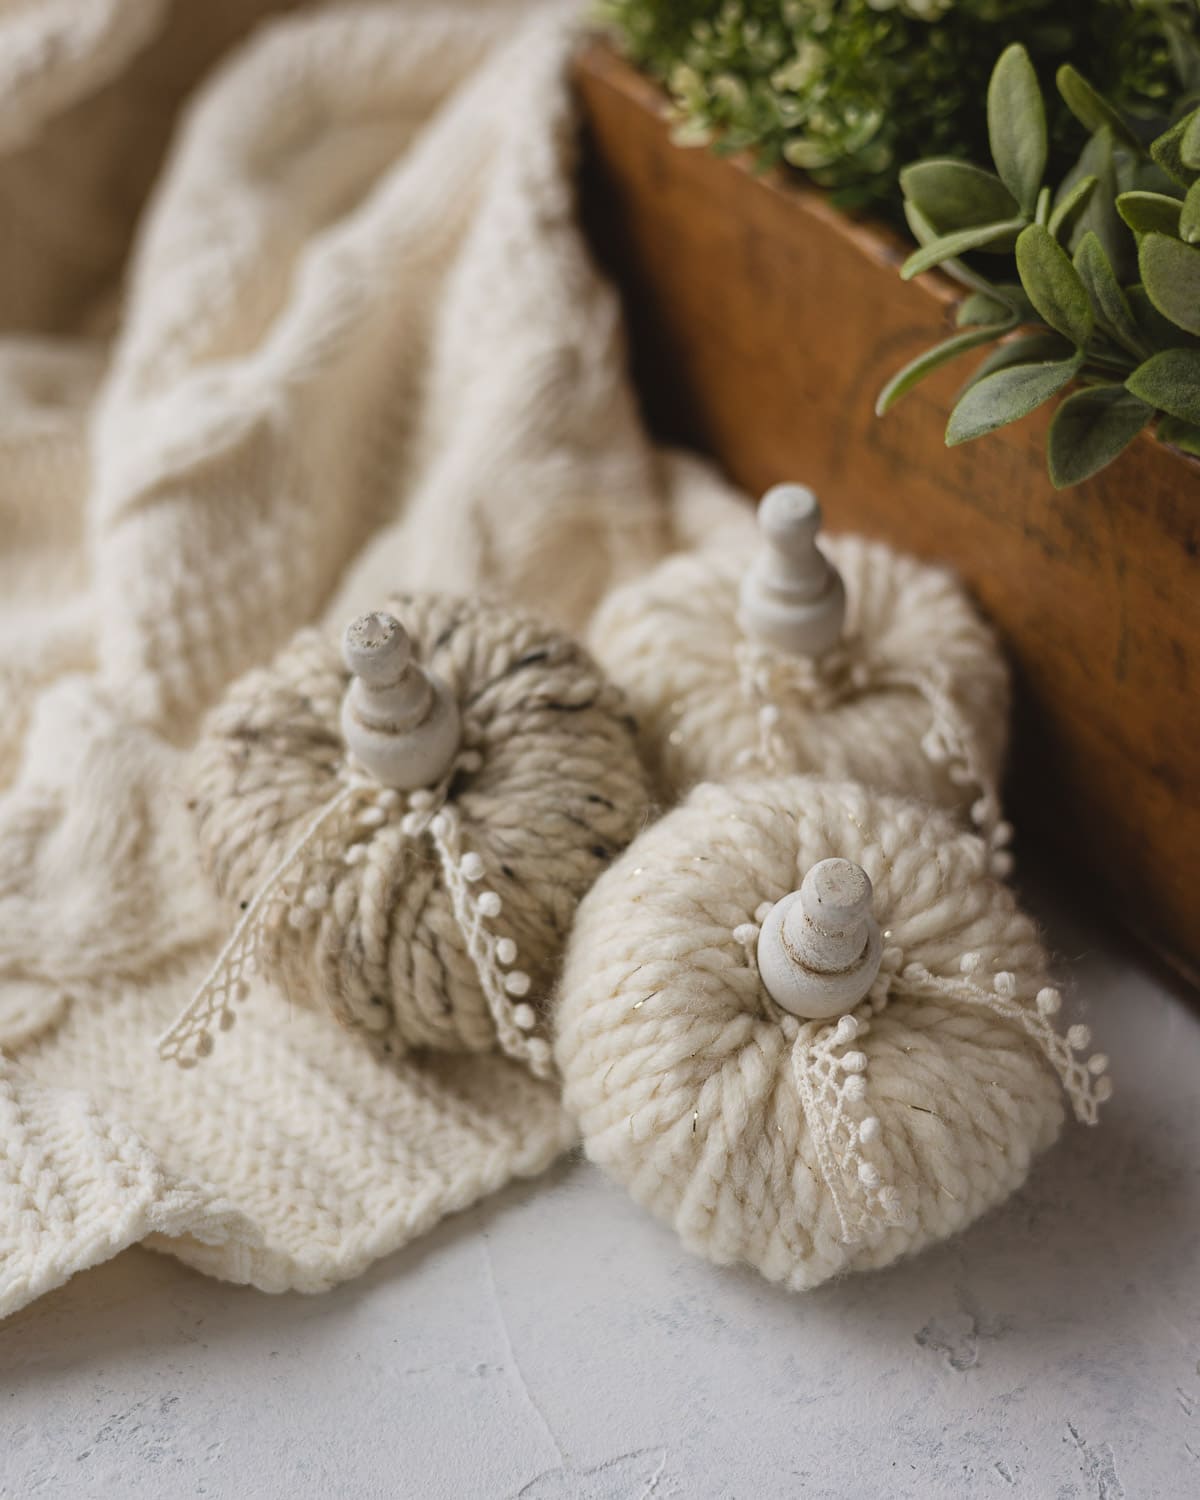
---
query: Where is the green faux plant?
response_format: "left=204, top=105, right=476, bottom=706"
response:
left=878, top=41, right=1200, bottom=486
left=603, top=0, right=1193, bottom=212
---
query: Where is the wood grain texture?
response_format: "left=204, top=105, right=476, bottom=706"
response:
left=573, top=41, right=1200, bottom=982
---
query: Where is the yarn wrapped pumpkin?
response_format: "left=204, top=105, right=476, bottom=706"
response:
left=167, top=592, right=653, bottom=1073
left=588, top=487, right=1010, bottom=861
left=554, top=776, right=1109, bottom=1290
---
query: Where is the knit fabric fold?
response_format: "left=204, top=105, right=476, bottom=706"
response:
left=0, top=0, right=742, bottom=1318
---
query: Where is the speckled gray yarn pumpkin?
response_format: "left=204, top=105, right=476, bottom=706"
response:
left=185, top=592, right=653, bottom=1068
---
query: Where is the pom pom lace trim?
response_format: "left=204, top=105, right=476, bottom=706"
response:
left=735, top=640, right=1013, bottom=876
left=159, top=753, right=553, bottom=1077
left=158, top=780, right=363, bottom=1067
left=739, top=918, right=1110, bottom=1248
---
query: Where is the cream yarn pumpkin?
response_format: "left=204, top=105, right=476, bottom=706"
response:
left=554, top=775, right=1109, bottom=1291
left=588, top=485, right=1011, bottom=862
left=164, top=592, right=653, bottom=1073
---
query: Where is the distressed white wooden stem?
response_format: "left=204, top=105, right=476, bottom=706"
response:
left=757, top=858, right=883, bottom=1018
left=340, top=611, right=461, bottom=789
left=738, top=483, right=846, bottom=657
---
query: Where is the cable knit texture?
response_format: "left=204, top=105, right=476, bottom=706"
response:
left=555, top=777, right=1107, bottom=1291
left=0, top=0, right=746, bottom=1319
left=0, top=0, right=167, bottom=153
left=179, top=592, right=651, bottom=1068
left=588, top=535, right=1011, bottom=840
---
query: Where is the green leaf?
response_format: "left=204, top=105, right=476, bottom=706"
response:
left=1184, top=110, right=1200, bottom=171
left=1047, top=386, right=1153, bottom=487
left=1167, top=21, right=1200, bottom=98
left=956, top=291, right=1013, bottom=327
left=903, top=199, right=940, bottom=249
left=1181, top=181, right=1200, bottom=245
left=988, top=44, right=1047, bottom=216
left=1128, top=285, right=1200, bottom=351
left=1128, top=157, right=1179, bottom=198
left=1157, top=414, right=1200, bottom=457
left=876, top=324, right=1011, bottom=415
left=1015, top=224, right=1094, bottom=347
left=1125, top=348, right=1200, bottom=423
left=1064, top=128, right=1130, bottom=280
left=1139, top=232, right=1200, bottom=335
left=1116, top=191, right=1183, bottom=238
left=947, top=280, right=1037, bottom=326
left=902, top=200, right=1017, bottom=297
left=1059, top=128, right=1111, bottom=207
left=1151, top=109, right=1200, bottom=190
left=900, top=159, right=1020, bottom=236
left=1072, top=232, right=1144, bottom=358
left=987, top=282, right=1038, bottom=322
left=901, top=219, right=1027, bottom=280
left=1055, top=65, right=1139, bottom=149
left=946, top=351, right=1083, bottom=446
left=1048, top=174, right=1097, bottom=243
left=961, top=332, right=1074, bottom=390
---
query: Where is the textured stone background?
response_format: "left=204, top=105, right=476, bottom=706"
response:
left=3, top=878, right=1197, bottom=1499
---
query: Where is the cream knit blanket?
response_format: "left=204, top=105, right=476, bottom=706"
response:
left=0, top=0, right=752, bottom=1318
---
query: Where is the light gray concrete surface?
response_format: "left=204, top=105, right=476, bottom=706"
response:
left=3, top=882, right=1198, bottom=1500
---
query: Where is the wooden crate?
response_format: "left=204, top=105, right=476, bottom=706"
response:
left=573, top=41, right=1200, bottom=983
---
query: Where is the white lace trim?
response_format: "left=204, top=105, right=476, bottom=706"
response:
left=159, top=753, right=552, bottom=1075
left=158, top=781, right=363, bottom=1066
left=735, top=640, right=1012, bottom=876
left=429, top=802, right=553, bottom=1080
left=736, top=916, right=1109, bottom=1247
